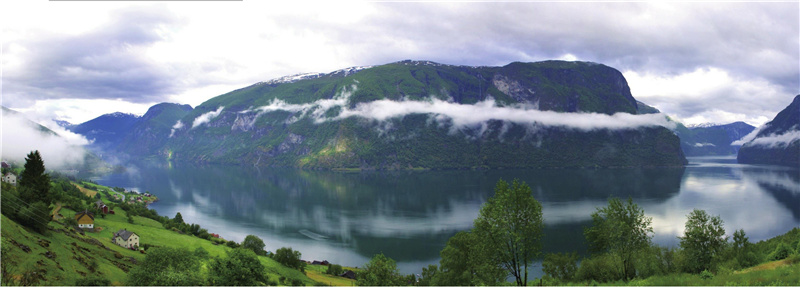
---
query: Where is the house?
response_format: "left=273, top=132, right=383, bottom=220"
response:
left=74, top=210, right=94, bottom=229
left=2, top=173, right=17, bottom=186
left=113, top=229, right=140, bottom=250
left=94, top=200, right=109, bottom=214
left=340, top=270, right=356, bottom=280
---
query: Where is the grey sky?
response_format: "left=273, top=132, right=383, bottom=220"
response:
left=1, top=1, right=797, bottom=126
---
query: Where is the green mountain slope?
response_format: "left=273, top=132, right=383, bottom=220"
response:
left=116, top=103, right=193, bottom=156
left=738, top=95, right=800, bottom=166
left=140, top=60, right=686, bottom=169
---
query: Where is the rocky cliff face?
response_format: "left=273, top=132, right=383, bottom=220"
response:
left=737, top=95, right=800, bottom=167
left=153, top=60, right=686, bottom=169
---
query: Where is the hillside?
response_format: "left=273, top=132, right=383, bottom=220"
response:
left=154, top=60, right=686, bottom=169
left=737, top=95, right=800, bottom=166
left=70, top=112, right=140, bottom=151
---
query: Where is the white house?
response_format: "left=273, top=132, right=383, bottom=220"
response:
left=2, top=173, right=17, bottom=186
left=113, top=229, right=140, bottom=249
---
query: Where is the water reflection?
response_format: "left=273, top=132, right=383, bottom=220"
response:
left=97, top=157, right=798, bottom=274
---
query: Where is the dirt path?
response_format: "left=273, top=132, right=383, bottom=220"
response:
left=52, top=202, right=63, bottom=220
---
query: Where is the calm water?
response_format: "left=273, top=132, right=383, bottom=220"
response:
left=96, top=157, right=799, bottom=275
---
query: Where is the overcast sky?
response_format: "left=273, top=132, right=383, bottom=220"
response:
left=1, top=1, right=798, bottom=127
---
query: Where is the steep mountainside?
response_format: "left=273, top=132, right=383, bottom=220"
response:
left=738, top=95, right=800, bottom=166
left=155, top=60, right=686, bottom=169
left=70, top=112, right=140, bottom=150
left=676, top=122, right=755, bottom=156
left=116, top=103, right=193, bottom=155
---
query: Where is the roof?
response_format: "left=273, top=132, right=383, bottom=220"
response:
left=75, top=210, right=94, bottom=221
left=114, top=229, right=137, bottom=241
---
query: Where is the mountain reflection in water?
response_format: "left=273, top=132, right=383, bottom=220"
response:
left=97, top=157, right=799, bottom=274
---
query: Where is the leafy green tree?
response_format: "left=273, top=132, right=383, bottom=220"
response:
left=436, top=231, right=504, bottom=286
left=418, top=264, right=439, bottom=286
left=242, top=234, right=266, bottom=256
left=126, top=247, right=202, bottom=286
left=208, top=248, right=269, bottom=286
left=473, top=179, right=544, bottom=286
left=18, top=150, right=51, bottom=204
left=730, top=229, right=758, bottom=268
left=357, top=253, right=402, bottom=286
left=584, top=197, right=653, bottom=280
left=575, top=254, right=624, bottom=283
left=768, top=243, right=793, bottom=261
left=274, top=247, right=305, bottom=272
left=542, top=252, right=578, bottom=282
left=680, top=209, right=727, bottom=273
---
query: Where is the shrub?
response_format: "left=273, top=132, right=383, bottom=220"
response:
left=225, top=240, right=239, bottom=249
left=75, top=276, right=111, bottom=286
left=326, top=264, right=344, bottom=275
left=575, top=254, right=623, bottom=283
left=700, top=269, right=714, bottom=280
left=542, top=252, right=578, bottom=281
left=768, top=243, right=792, bottom=261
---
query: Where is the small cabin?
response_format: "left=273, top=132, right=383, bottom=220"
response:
left=94, top=200, right=109, bottom=214
left=74, top=210, right=94, bottom=229
left=113, top=229, right=140, bottom=249
left=340, top=270, right=356, bottom=280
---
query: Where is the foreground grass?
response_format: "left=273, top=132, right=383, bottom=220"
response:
left=305, top=264, right=357, bottom=286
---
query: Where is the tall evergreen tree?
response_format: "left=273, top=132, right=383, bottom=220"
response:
left=18, top=150, right=51, bottom=204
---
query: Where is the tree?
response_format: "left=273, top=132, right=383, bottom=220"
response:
left=17, top=201, right=51, bottom=233
left=436, top=231, right=504, bottom=286
left=584, top=197, right=653, bottom=280
left=274, top=247, right=305, bottom=272
left=418, top=265, right=439, bottom=286
left=126, top=247, right=202, bottom=286
left=174, top=212, right=184, bottom=224
left=208, top=248, right=269, bottom=286
left=19, top=150, right=51, bottom=204
left=242, top=234, right=266, bottom=256
left=731, top=229, right=757, bottom=268
left=473, top=179, right=544, bottom=286
left=680, top=209, right=727, bottom=273
left=357, top=253, right=402, bottom=286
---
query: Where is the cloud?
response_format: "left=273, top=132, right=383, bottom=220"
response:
left=745, top=130, right=800, bottom=148
left=192, top=107, right=224, bottom=128
left=247, top=84, right=675, bottom=132
left=1, top=111, right=90, bottom=169
left=169, top=120, right=184, bottom=137
left=731, top=126, right=764, bottom=146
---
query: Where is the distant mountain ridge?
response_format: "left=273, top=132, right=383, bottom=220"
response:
left=737, top=95, right=800, bottom=167
left=70, top=60, right=687, bottom=169
left=674, top=121, right=756, bottom=156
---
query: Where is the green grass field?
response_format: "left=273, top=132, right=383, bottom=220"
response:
left=3, top=198, right=322, bottom=285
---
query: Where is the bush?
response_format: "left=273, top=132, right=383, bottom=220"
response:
left=768, top=243, right=792, bottom=261
left=209, top=248, right=269, bottom=286
left=575, top=254, right=624, bottom=283
left=326, top=264, right=344, bottom=275
left=700, top=269, right=714, bottom=280
left=225, top=240, right=240, bottom=249
left=542, top=252, right=578, bottom=281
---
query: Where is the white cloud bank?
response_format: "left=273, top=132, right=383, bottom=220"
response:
left=1, top=112, right=90, bottom=169
left=169, top=120, right=185, bottom=138
left=192, top=107, right=225, bottom=128
left=746, top=130, right=800, bottom=148
left=246, top=84, right=676, bottom=132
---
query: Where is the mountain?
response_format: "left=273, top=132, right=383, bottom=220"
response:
left=54, top=120, right=74, bottom=129
left=737, top=95, right=800, bottom=167
left=152, top=60, right=686, bottom=169
left=675, top=121, right=756, bottom=156
left=116, top=103, right=193, bottom=155
left=70, top=112, right=140, bottom=150
left=70, top=104, right=192, bottom=156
